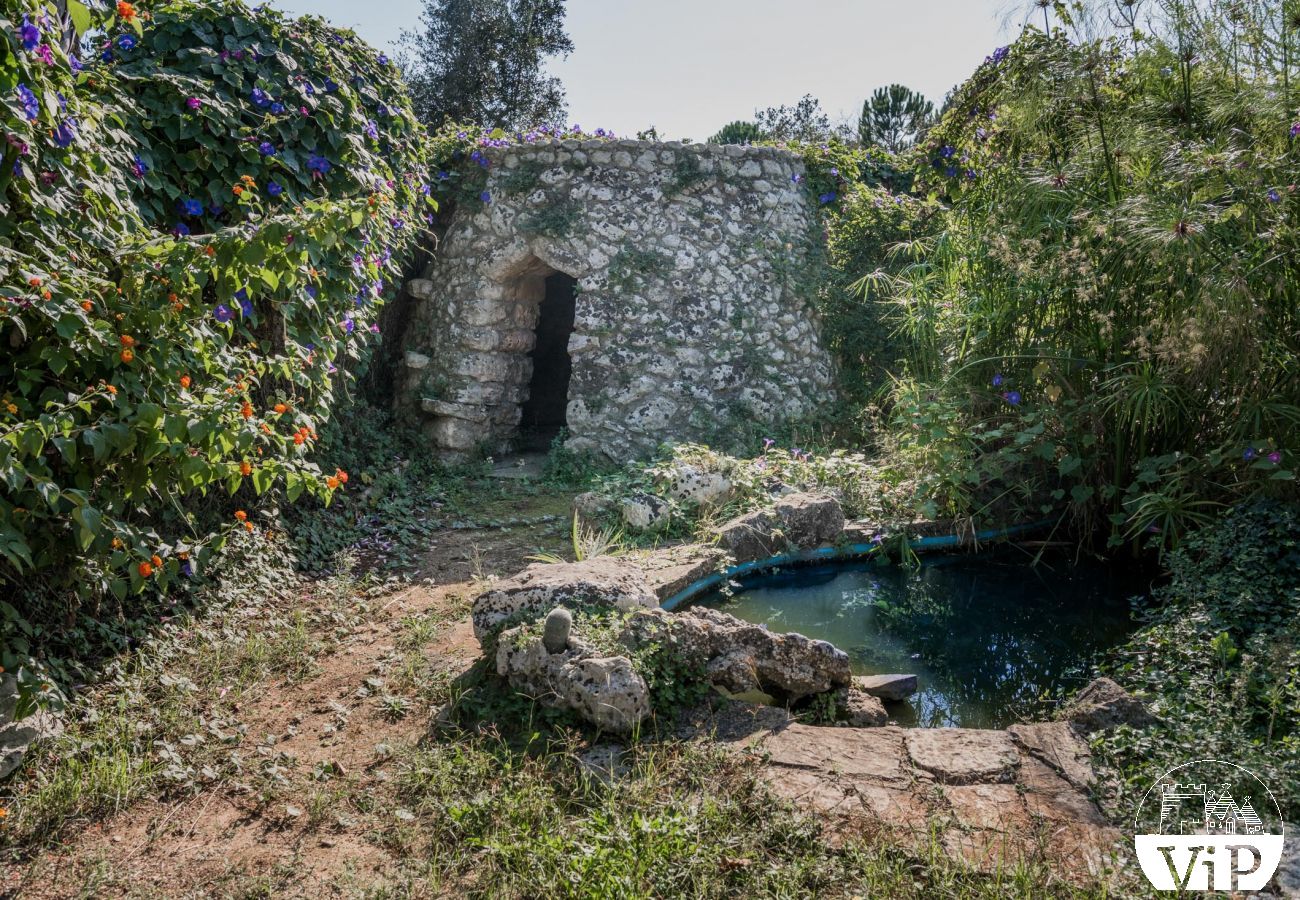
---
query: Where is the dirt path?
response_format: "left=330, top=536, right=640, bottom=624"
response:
left=4, top=493, right=573, bottom=899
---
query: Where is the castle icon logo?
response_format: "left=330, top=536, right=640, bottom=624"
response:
left=1134, top=759, right=1285, bottom=891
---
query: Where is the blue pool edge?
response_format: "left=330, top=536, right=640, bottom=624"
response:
left=659, top=518, right=1059, bottom=611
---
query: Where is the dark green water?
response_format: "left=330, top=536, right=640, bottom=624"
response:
left=688, top=553, right=1149, bottom=728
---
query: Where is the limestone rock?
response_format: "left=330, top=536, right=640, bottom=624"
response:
left=572, top=491, right=614, bottom=519
left=665, top=464, right=731, bottom=505
left=0, top=674, right=63, bottom=780
left=470, top=558, right=658, bottom=641
left=710, top=493, right=845, bottom=563
left=711, top=509, right=781, bottom=563
left=496, top=626, right=650, bottom=735
left=1062, top=677, right=1155, bottom=732
left=620, top=492, right=670, bottom=531
left=853, top=673, right=918, bottom=702
left=621, top=607, right=851, bottom=701
left=835, top=686, right=888, bottom=726
left=773, top=493, right=845, bottom=547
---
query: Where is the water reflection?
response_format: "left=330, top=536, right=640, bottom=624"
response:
left=689, top=553, right=1150, bottom=728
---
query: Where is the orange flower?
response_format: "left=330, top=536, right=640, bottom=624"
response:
left=259, top=423, right=272, bottom=434
left=239, top=460, right=252, bottom=476
left=234, top=510, right=247, bottom=521
left=241, top=175, right=256, bottom=186
left=273, top=403, right=287, bottom=414
left=293, top=433, right=305, bottom=445
left=240, top=402, right=253, bottom=420
left=138, top=561, right=153, bottom=577
left=28, top=277, right=41, bottom=287
left=111, top=537, right=123, bottom=549
left=233, top=185, right=244, bottom=196
left=41, top=290, right=51, bottom=300
left=81, top=300, right=93, bottom=312
left=120, top=349, right=134, bottom=363
left=336, top=468, right=349, bottom=484
left=151, top=554, right=162, bottom=567
left=178, top=550, right=189, bottom=561
left=180, top=375, right=191, bottom=389
left=168, top=293, right=178, bottom=303
left=243, top=521, right=254, bottom=532
left=326, top=476, right=340, bottom=489
left=117, top=1, right=137, bottom=21
left=204, top=245, right=216, bottom=257
left=119, top=335, right=135, bottom=347
left=106, top=385, right=116, bottom=395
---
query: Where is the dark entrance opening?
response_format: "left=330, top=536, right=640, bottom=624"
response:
left=519, top=272, right=576, bottom=451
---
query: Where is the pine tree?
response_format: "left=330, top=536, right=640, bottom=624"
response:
left=859, top=84, right=934, bottom=153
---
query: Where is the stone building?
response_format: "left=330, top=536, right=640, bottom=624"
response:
left=395, top=138, right=837, bottom=460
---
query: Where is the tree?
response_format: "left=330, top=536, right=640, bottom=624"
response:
left=859, top=84, right=934, bottom=153
left=400, top=0, right=572, bottom=130
left=753, top=94, right=842, bottom=142
left=708, top=120, right=764, bottom=144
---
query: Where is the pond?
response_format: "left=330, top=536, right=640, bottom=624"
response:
left=686, top=552, right=1151, bottom=728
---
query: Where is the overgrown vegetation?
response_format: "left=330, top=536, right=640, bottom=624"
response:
left=1095, top=501, right=1300, bottom=820
left=1, top=0, right=431, bottom=708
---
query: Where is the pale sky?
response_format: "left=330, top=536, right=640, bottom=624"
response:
left=269, top=1, right=1016, bottom=140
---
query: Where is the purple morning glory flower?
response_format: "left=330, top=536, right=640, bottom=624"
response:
left=186, top=97, right=202, bottom=110
left=307, top=155, right=331, bottom=175
left=180, top=198, right=203, bottom=217
left=480, top=190, right=492, bottom=203
left=267, top=181, right=283, bottom=196
left=250, top=87, right=271, bottom=108
left=16, top=84, right=39, bottom=121
left=378, top=53, right=389, bottom=65
left=818, top=191, right=837, bottom=204
left=101, top=47, right=114, bottom=62
left=369, top=323, right=380, bottom=333
left=324, top=78, right=338, bottom=92
left=258, top=141, right=276, bottom=156
left=1003, top=391, right=1022, bottom=406
left=235, top=289, right=253, bottom=318
left=20, top=16, right=40, bottom=51
left=52, top=119, right=76, bottom=148
left=305, top=285, right=318, bottom=299
left=214, top=304, right=233, bottom=323
left=791, top=173, right=803, bottom=184
left=1267, top=189, right=1281, bottom=202
left=181, top=561, right=193, bottom=577
left=342, top=317, right=355, bottom=334
left=270, top=102, right=285, bottom=114
left=1244, top=447, right=1258, bottom=460
left=365, top=119, right=379, bottom=139
left=1268, top=451, right=1283, bottom=464
left=1290, top=123, right=1300, bottom=137
left=132, top=154, right=148, bottom=177
left=941, top=145, right=956, bottom=158
left=171, top=222, right=190, bottom=236
left=117, top=34, right=136, bottom=51
left=988, top=46, right=1010, bottom=64
left=992, top=373, right=1003, bottom=387
left=35, top=43, right=54, bottom=66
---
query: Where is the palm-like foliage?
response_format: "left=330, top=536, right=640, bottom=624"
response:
left=872, top=0, right=1298, bottom=549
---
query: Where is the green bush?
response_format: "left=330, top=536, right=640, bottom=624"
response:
left=1095, top=502, right=1300, bottom=819
left=0, top=0, right=431, bottom=704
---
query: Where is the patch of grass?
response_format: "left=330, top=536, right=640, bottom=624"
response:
left=607, top=244, right=673, bottom=293
left=518, top=199, right=583, bottom=238
left=384, top=731, right=1112, bottom=898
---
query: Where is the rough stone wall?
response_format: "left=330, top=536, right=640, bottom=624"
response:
left=395, top=138, right=836, bottom=459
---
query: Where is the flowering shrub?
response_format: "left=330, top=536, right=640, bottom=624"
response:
left=0, top=1, right=431, bottom=702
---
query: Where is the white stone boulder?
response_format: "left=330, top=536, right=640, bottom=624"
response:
left=470, top=558, right=658, bottom=641
left=665, top=464, right=731, bottom=505
left=621, top=607, right=852, bottom=702
left=495, top=625, right=651, bottom=735
left=620, top=492, right=670, bottom=531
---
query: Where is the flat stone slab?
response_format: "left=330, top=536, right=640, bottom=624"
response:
left=904, top=728, right=1021, bottom=785
left=853, top=673, right=918, bottom=702
left=745, top=719, right=1122, bottom=884
left=627, top=544, right=725, bottom=601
